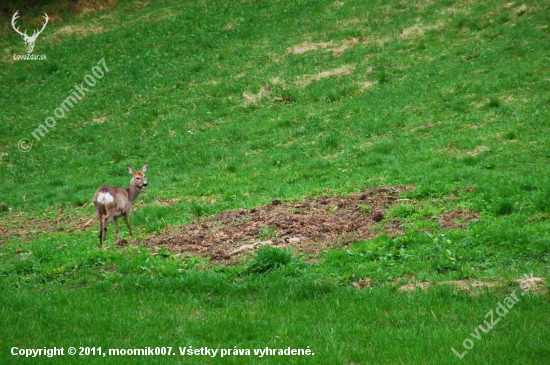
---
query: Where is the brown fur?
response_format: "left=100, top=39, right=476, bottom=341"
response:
left=93, top=163, right=148, bottom=246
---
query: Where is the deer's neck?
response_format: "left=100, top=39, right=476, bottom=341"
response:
left=127, top=184, right=142, bottom=203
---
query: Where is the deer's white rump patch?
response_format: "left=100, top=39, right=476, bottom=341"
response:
left=95, top=192, right=114, bottom=204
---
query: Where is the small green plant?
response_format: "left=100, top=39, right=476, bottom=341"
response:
left=504, top=130, right=517, bottom=140
left=258, top=225, right=278, bottom=239
left=488, top=97, right=501, bottom=108
left=430, top=234, right=460, bottom=272
left=376, top=71, right=390, bottom=84
left=226, top=163, right=238, bottom=173
left=322, top=133, right=340, bottom=150
left=245, top=245, right=292, bottom=275
left=390, top=204, right=416, bottom=219
left=358, top=204, right=371, bottom=213
left=494, top=198, right=515, bottom=216
left=190, top=202, right=207, bottom=218
left=533, top=185, right=550, bottom=212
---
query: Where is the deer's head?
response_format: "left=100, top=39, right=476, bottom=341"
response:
left=127, top=163, right=148, bottom=189
left=11, top=11, right=48, bottom=54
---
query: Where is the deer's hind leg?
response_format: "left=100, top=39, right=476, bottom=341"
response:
left=96, top=207, right=104, bottom=246
left=102, top=205, right=117, bottom=244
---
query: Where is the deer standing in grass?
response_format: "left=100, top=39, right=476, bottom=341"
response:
left=93, top=163, right=148, bottom=246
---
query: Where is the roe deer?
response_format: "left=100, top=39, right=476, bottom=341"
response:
left=93, top=163, right=148, bottom=246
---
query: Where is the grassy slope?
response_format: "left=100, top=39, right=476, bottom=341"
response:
left=1, top=0, right=549, bottom=363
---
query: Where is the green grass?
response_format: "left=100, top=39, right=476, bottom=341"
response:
left=1, top=278, right=549, bottom=364
left=244, top=245, right=294, bottom=275
left=1, top=0, right=549, bottom=363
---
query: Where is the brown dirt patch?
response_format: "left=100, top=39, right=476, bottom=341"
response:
left=330, top=38, right=362, bottom=56
left=296, top=65, right=355, bottom=87
left=0, top=205, right=94, bottom=239
left=437, top=209, right=480, bottom=229
left=243, top=85, right=271, bottom=105
left=352, top=278, right=372, bottom=289
left=287, top=37, right=369, bottom=56
left=409, top=121, right=442, bottom=132
left=515, top=4, right=528, bottom=16
left=397, top=278, right=546, bottom=294
left=401, top=22, right=445, bottom=38
left=156, top=198, right=182, bottom=206
left=140, top=186, right=414, bottom=263
left=73, top=0, right=118, bottom=15
left=398, top=281, right=431, bottom=292
left=224, top=17, right=243, bottom=31
left=52, top=23, right=106, bottom=38
left=401, top=24, right=425, bottom=38
left=288, top=41, right=333, bottom=55
left=464, top=145, right=489, bottom=157
left=440, top=145, right=489, bottom=158
left=328, top=1, right=345, bottom=10
left=358, top=81, right=376, bottom=89
left=442, top=280, right=500, bottom=292
left=517, top=277, right=546, bottom=293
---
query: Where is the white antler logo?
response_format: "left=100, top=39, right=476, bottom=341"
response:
left=11, top=11, right=49, bottom=54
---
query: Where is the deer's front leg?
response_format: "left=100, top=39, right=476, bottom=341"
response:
left=124, top=214, right=133, bottom=237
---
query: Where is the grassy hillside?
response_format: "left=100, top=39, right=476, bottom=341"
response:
left=1, top=0, right=549, bottom=363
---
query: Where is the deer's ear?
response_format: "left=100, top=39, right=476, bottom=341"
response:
left=127, top=165, right=136, bottom=174
left=141, top=162, right=148, bottom=173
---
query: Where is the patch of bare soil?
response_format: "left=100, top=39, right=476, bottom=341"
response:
left=53, top=24, right=106, bottom=37
left=224, top=17, right=243, bottom=31
left=328, top=2, right=345, bottom=10
left=442, top=280, right=500, bottom=292
left=243, top=85, right=271, bottom=105
left=288, top=41, right=334, bottom=55
left=141, top=187, right=415, bottom=263
left=74, top=0, right=118, bottom=15
left=0, top=206, right=94, bottom=239
left=409, top=121, right=442, bottom=132
left=295, top=65, right=355, bottom=87
left=287, top=37, right=368, bottom=56
left=464, top=145, right=489, bottom=157
left=436, top=209, right=480, bottom=229
left=517, top=277, right=546, bottom=293
left=352, top=278, right=372, bottom=289
left=398, top=281, right=431, bottom=292
left=358, top=81, right=376, bottom=89
left=397, top=277, right=547, bottom=294
left=401, top=24, right=425, bottom=38
left=443, top=145, right=489, bottom=158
